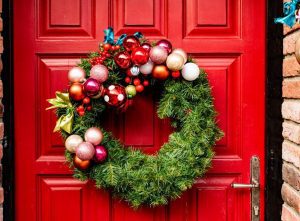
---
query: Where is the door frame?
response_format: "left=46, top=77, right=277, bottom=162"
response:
left=2, top=0, right=283, bottom=220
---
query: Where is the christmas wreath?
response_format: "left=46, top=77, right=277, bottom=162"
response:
left=47, top=27, right=222, bottom=208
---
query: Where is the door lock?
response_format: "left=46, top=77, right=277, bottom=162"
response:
left=231, top=156, right=260, bottom=221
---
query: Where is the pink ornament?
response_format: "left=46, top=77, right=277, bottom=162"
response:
left=139, top=60, right=154, bottom=75
left=104, top=84, right=127, bottom=107
left=156, top=39, right=172, bottom=54
left=68, top=67, right=85, bottom=83
left=149, top=46, right=168, bottom=64
left=94, top=145, right=108, bottom=163
left=65, top=135, right=83, bottom=153
left=90, top=64, right=108, bottom=83
left=172, top=48, right=188, bottom=63
left=76, top=142, right=95, bottom=161
left=141, top=43, right=152, bottom=52
left=83, top=78, right=101, bottom=97
left=84, top=127, right=103, bottom=146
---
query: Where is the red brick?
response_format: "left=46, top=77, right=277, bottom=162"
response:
left=282, top=183, right=300, bottom=213
left=284, top=31, right=300, bottom=55
left=284, top=23, right=300, bottom=35
left=282, top=204, right=300, bottom=221
left=283, top=78, right=300, bottom=98
left=283, top=163, right=300, bottom=191
left=283, top=121, right=300, bottom=144
left=282, top=140, right=300, bottom=168
left=282, top=100, right=300, bottom=123
left=283, top=55, right=300, bottom=77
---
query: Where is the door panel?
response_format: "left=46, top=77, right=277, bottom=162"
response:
left=14, top=0, right=265, bottom=220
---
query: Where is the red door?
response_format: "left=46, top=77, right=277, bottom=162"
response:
left=14, top=0, right=265, bottom=220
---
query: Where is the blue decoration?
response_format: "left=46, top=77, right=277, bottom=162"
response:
left=275, top=0, right=300, bottom=28
left=103, top=27, right=143, bottom=45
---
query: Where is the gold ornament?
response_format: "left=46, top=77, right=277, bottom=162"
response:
left=166, top=53, right=185, bottom=71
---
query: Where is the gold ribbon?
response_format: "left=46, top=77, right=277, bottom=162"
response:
left=47, top=92, right=74, bottom=134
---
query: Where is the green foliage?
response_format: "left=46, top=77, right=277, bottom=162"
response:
left=60, top=70, right=222, bottom=208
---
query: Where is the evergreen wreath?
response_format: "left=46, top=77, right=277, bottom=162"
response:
left=47, top=27, right=222, bottom=208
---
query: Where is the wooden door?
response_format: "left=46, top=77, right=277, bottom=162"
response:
left=14, top=0, right=265, bottom=220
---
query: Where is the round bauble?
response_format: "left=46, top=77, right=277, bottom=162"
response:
left=114, top=51, right=132, bottom=69
left=181, top=63, right=200, bottom=81
left=104, top=84, right=127, bottom=107
left=65, top=135, right=83, bottom=153
left=123, top=35, right=140, bottom=51
left=76, top=142, right=95, bottom=161
left=69, top=83, right=85, bottom=101
left=139, top=60, right=154, bottom=75
left=149, top=46, right=168, bottom=64
left=152, top=65, right=169, bottom=80
left=73, top=155, right=91, bottom=170
left=166, top=53, right=185, bottom=71
left=156, top=39, right=172, bottom=54
left=68, top=67, right=85, bottom=83
left=172, top=48, right=188, bottom=63
left=129, top=66, right=140, bottom=76
left=172, top=71, right=181, bottom=78
left=141, top=43, right=152, bottom=52
left=94, top=145, right=108, bottom=163
left=83, top=78, right=101, bottom=97
left=90, top=64, right=108, bottom=83
left=131, top=47, right=149, bottom=66
left=84, top=127, right=103, bottom=146
left=125, top=85, right=137, bottom=97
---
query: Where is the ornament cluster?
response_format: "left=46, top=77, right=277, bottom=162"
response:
left=65, top=127, right=107, bottom=170
left=60, top=32, right=201, bottom=171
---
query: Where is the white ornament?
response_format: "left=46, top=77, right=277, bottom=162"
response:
left=130, top=66, right=140, bottom=76
left=181, top=63, right=200, bottom=81
left=139, top=60, right=154, bottom=75
left=172, top=48, right=188, bottom=64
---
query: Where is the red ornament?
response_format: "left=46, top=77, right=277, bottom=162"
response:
left=131, top=47, right=149, bottom=66
left=156, top=39, right=172, bottom=54
left=143, top=80, right=149, bottom=86
left=94, top=145, right=108, bottom=163
left=73, top=155, right=91, bottom=170
left=125, top=76, right=131, bottom=84
left=69, top=83, right=85, bottom=101
left=152, top=65, right=169, bottom=80
left=114, top=52, right=132, bottom=69
left=141, top=43, right=152, bottom=52
left=135, top=84, right=144, bottom=93
left=123, top=35, right=140, bottom=51
left=83, top=97, right=90, bottom=105
left=172, top=71, right=181, bottom=78
left=104, top=84, right=127, bottom=107
left=133, top=78, right=141, bottom=86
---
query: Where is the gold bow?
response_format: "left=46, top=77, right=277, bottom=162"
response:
left=47, top=92, right=74, bottom=134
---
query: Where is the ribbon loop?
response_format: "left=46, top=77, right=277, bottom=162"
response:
left=274, top=0, right=300, bottom=28
left=103, top=27, right=144, bottom=45
left=47, top=92, right=74, bottom=134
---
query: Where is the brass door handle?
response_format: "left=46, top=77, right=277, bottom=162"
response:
left=231, top=181, right=259, bottom=189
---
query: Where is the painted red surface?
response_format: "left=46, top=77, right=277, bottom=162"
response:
left=14, top=0, right=265, bottom=220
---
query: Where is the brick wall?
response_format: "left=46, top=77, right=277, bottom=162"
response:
left=281, top=23, right=300, bottom=221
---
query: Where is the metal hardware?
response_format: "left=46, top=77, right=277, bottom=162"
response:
left=231, top=156, right=260, bottom=221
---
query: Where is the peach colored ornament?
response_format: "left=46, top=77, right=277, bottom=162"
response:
left=65, top=135, right=83, bottom=153
left=84, top=127, right=103, bottom=145
left=166, top=53, right=185, bottom=71
left=68, top=67, right=86, bottom=83
left=172, top=48, right=188, bottom=64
